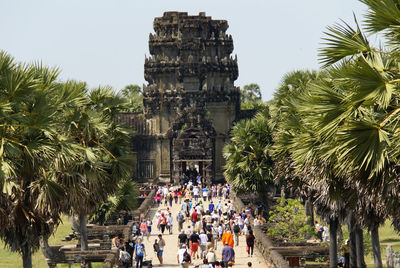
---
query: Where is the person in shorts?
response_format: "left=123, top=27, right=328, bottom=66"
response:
left=157, top=234, right=166, bottom=265
left=189, top=231, right=200, bottom=259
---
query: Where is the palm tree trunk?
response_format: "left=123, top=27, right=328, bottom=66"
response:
left=348, top=222, right=357, bottom=268
left=22, top=244, right=32, bottom=268
left=329, top=217, right=338, bottom=268
left=355, top=224, right=366, bottom=268
left=371, top=225, right=383, bottom=268
left=78, top=213, right=89, bottom=250
left=78, top=213, right=92, bottom=268
left=305, top=196, right=314, bottom=226
left=337, top=224, right=343, bottom=247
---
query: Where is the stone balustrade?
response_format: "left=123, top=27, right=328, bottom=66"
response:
left=42, top=187, right=156, bottom=267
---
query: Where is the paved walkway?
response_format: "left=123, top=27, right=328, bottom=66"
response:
left=139, top=197, right=272, bottom=268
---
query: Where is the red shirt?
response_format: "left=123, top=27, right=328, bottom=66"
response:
left=192, top=211, right=199, bottom=222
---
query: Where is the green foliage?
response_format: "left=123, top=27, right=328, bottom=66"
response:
left=120, top=84, right=143, bottom=113
left=90, top=179, right=139, bottom=225
left=223, top=107, right=274, bottom=196
left=240, top=83, right=264, bottom=110
left=0, top=51, right=134, bottom=267
left=267, top=198, right=314, bottom=242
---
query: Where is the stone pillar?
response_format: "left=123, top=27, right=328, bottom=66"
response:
left=159, top=138, right=171, bottom=183
left=214, top=136, right=225, bottom=181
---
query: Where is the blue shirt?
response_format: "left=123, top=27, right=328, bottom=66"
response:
left=222, top=246, right=235, bottom=262
left=134, top=243, right=145, bottom=257
left=209, top=203, right=214, bottom=213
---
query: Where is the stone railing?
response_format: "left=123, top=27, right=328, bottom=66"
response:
left=230, top=189, right=289, bottom=268
left=41, top=187, right=156, bottom=267
left=132, top=188, right=156, bottom=220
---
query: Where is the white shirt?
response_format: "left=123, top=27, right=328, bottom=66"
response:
left=206, top=251, right=217, bottom=262
left=186, top=228, right=193, bottom=236
left=193, top=187, right=199, bottom=196
left=167, top=216, right=173, bottom=225
left=199, top=233, right=208, bottom=245
left=177, top=248, right=188, bottom=264
left=202, top=189, right=208, bottom=197
left=163, top=187, right=169, bottom=195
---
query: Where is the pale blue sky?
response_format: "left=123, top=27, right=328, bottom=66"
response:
left=0, top=0, right=367, bottom=100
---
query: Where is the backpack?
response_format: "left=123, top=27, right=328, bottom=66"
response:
left=177, top=213, right=185, bottom=223
left=153, top=242, right=160, bottom=253
left=233, top=224, right=240, bottom=233
left=120, top=251, right=131, bottom=262
left=160, top=216, right=166, bottom=225
left=183, top=250, right=191, bottom=263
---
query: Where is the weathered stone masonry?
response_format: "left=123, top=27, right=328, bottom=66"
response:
left=119, top=12, right=244, bottom=184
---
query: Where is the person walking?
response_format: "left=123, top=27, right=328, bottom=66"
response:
left=221, top=242, right=235, bottom=267
left=133, top=238, right=146, bottom=268
left=177, top=210, right=185, bottom=232
left=159, top=212, right=167, bottom=234
left=202, top=186, right=208, bottom=201
left=178, top=229, right=188, bottom=247
left=199, top=230, right=208, bottom=259
left=157, top=234, right=166, bottom=266
left=193, top=185, right=200, bottom=201
left=177, top=244, right=191, bottom=268
left=246, top=230, right=255, bottom=257
left=167, top=212, right=173, bottom=234
left=221, top=230, right=234, bottom=248
left=191, top=209, right=199, bottom=229
left=140, top=220, right=147, bottom=239
left=206, top=247, right=217, bottom=267
left=233, top=220, right=241, bottom=246
left=168, top=191, right=174, bottom=207
left=146, top=218, right=152, bottom=241
left=189, top=231, right=200, bottom=260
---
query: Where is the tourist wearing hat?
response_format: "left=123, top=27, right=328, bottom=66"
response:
left=177, top=243, right=191, bottom=268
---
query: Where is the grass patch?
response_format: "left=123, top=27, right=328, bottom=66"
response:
left=0, top=215, right=88, bottom=268
left=305, top=220, right=400, bottom=267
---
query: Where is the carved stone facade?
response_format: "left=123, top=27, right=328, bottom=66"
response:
left=129, top=12, right=241, bottom=185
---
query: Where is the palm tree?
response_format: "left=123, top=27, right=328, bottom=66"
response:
left=0, top=52, right=81, bottom=268
left=58, top=86, right=134, bottom=251
left=315, top=1, right=400, bottom=265
left=120, top=84, right=143, bottom=113
left=271, top=70, right=358, bottom=268
left=89, top=179, right=139, bottom=225
left=223, top=107, right=274, bottom=201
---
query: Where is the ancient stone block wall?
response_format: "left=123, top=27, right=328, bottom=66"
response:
left=132, top=12, right=241, bottom=183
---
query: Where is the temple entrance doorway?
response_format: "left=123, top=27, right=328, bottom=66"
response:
left=174, top=159, right=212, bottom=185
left=171, top=127, right=214, bottom=185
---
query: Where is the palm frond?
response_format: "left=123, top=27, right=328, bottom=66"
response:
left=319, top=19, right=371, bottom=67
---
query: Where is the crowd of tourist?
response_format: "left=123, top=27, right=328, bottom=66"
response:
left=116, top=181, right=260, bottom=268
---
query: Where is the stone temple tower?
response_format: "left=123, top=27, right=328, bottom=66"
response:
left=130, top=12, right=240, bottom=185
